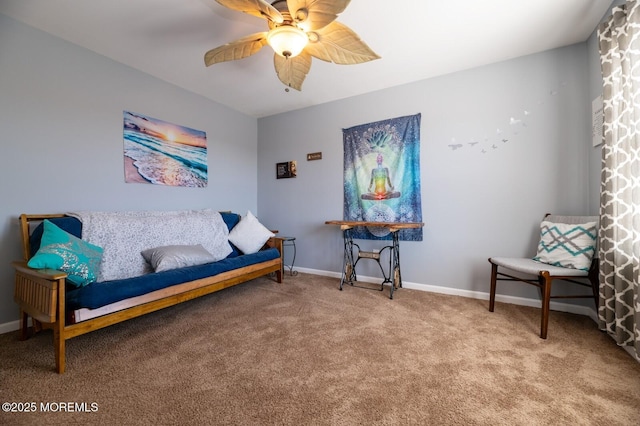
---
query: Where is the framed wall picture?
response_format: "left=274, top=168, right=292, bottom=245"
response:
left=276, top=161, right=297, bottom=179
left=123, top=111, right=208, bottom=187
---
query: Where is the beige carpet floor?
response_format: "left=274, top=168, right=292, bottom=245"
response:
left=1, top=273, right=639, bottom=425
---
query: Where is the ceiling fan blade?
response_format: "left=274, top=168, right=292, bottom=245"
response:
left=204, top=32, right=268, bottom=66
left=287, top=0, right=350, bottom=31
left=216, top=0, right=284, bottom=23
left=304, top=21, right=379, bottom=65
left=274, top=51, right=312, bottom=90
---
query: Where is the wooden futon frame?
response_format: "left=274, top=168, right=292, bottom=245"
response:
left=13, top=214, right=283, bottom=373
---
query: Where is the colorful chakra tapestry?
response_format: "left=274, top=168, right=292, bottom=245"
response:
left=343, top=113, right=423, bottom=241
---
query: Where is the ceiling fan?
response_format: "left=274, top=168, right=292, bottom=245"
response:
left=205, top=0, right=380, bottom=91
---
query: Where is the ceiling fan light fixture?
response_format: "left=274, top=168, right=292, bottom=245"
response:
left=207, top=0, right=380, bottom=91
left=266, top=25, right=308, bottom=58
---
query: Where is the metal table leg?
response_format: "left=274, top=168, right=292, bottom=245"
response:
left=353, top=245, right=393, bottom=292
left=282, top=237, right=298, bottom=276
left=340, top=227, right=357, bottom=290
left=389, top=230, right=401, bottom=299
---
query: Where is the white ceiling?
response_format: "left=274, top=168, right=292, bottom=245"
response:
left=0, top=0, right=613, bottom=118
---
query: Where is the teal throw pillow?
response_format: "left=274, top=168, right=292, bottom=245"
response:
left=27, top=219, right=103, bottom=287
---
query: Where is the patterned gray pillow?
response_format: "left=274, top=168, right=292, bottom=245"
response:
left=141, top=244, right=216, bottom=272
left=533, top=221, right=597, bottom=270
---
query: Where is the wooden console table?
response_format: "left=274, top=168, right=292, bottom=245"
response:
left=325, top=220, right=424, bottom=299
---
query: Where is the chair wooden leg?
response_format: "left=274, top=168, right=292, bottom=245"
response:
left=489, top=260, right=498, bottom=312
left=540, top=274, right=552, bottom=339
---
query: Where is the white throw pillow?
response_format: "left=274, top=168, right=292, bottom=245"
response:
left=533, top=221, right=597, bottom=270
left=228, top=211, right=275, bottom=254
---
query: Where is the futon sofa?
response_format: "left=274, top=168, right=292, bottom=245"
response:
left=12, top=209, right=283, bottom=373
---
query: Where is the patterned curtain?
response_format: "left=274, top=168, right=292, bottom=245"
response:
left=597, top=0, right=640, bottom=359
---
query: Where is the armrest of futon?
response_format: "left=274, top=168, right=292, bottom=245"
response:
left=12, top=261, right=66, bottom=323
left=266, top=236, right=284, bottom=256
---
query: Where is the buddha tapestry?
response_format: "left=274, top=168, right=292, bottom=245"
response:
left=343, top=113, right=423, bottom=241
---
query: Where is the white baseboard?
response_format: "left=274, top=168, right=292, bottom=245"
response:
left=294, top=267, right=599, bottom=322
left=0, top=318, right=31, bottom=335
left=0, top=268, right=599, bottom=334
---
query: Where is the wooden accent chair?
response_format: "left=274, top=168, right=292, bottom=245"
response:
left=488, top=214, right=599, bottom=339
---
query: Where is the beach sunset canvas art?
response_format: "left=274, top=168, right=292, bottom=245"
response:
left=123, top=111, right=208, bottom=187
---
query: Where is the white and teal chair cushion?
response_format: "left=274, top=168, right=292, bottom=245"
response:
left=533, top=220, right=597, bottom=271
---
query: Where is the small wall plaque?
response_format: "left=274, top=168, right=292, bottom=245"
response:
left=276, top=161, right=297, bottom=179
left=307, top=152, right=322, bottom=161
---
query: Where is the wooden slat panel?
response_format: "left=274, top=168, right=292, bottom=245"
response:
left=14, top=270, right=59, bottom=323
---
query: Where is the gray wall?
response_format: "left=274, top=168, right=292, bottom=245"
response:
left=0, top=14, right=259, bottom=325
left=0, top=4, right=618, bottom=327
left=258, top=43, right=596, bottom=304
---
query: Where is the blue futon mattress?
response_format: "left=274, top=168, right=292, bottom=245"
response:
left=29, top=215, right=278, bottom=311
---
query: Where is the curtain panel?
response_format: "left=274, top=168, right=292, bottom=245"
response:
left=597, top=0, right=640, bottom=359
